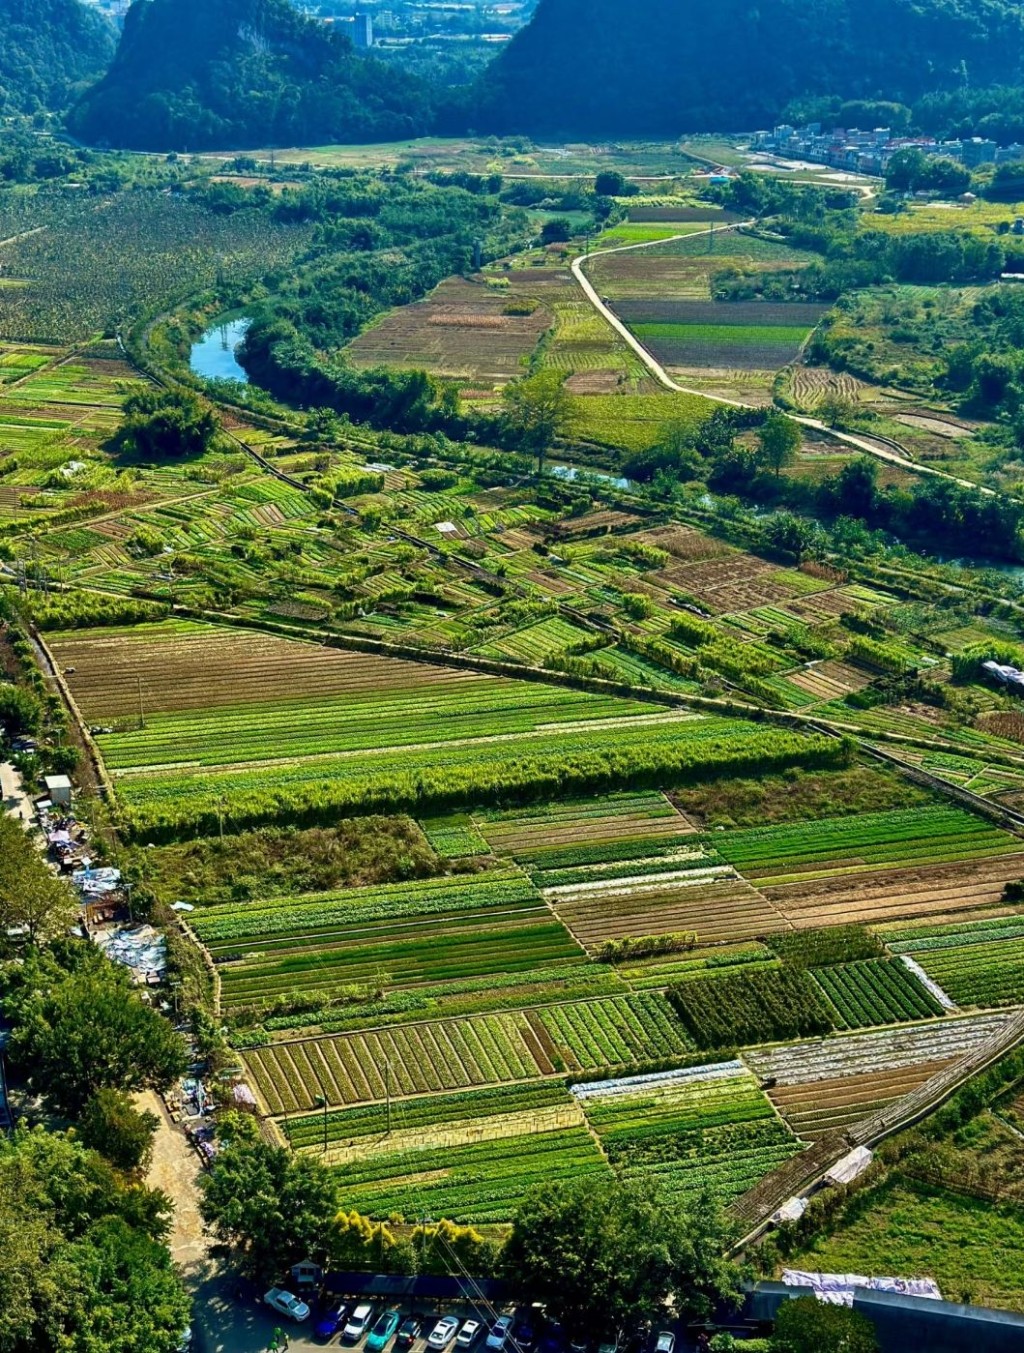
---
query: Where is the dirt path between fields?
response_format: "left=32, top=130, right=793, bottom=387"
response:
left=571, top=229, right=994, bottom=495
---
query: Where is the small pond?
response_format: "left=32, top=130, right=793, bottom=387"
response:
left=189, top=318, right=250, bottom=383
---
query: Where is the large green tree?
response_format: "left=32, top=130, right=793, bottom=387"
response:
left=0, top=1128, right=188, bottom=1353
left=0, top=818, right=78, bottom=944
left=114, top=388, right=219, bottom=461
left=771, top=1295, right=879, bottom=1353
left=501, top=370, right=579, bottom=476
left=6, top=947, right=187, bottom=1115
left=501, top=1176, right=743, bottom=1340
left=758, top=410, right=802, bottom=477
left=199, top=1116, right=341, bottom=1280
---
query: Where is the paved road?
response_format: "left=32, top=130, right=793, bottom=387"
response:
left=571, top=231, right=994, bottom=494
left=1, top=760, right=34, bottom=824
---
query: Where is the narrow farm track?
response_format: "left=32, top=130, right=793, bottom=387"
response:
left=731, top=1004, right=1024, bottom=1243
left=572, top=229, right=995, bottom=495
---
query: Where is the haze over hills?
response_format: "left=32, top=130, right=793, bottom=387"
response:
left=0, top=0, right=116, bottom=116
left=69, top=0, right=432, bottom=150
left=476, top=0, right=1024, bottom=136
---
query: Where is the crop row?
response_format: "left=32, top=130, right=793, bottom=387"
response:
left=537, top=993, right=692, bottom=1070
left=245, top=1011, right=547, bottom=1114
left=812, top=959, right=943, bottom=1031
left=286, top=1081, right=571, bottom=1149
left=582, top=1070, right=776, bottom=1142
left=192, top=869, right=539, bottom=945
left=336, top=1125, right=609, bottom=1225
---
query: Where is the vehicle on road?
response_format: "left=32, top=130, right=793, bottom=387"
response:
left=429, top=1315, right=461, bottom=1349
left=397, top=1316, right=423, bottom=1348
left=344, top=1304, right=376, bottom=1342
left=655, top=1335, right=675, bottom=1353
left=313, top=1302, right=347, bottom=1342
left=456, top=1319, right=483, bottom=1347
left=264, top=1289, right=311, bottom=1322
left=486, top=1316, right=515, bottom=1351
left=367, top=1310, right=402, bottom=1353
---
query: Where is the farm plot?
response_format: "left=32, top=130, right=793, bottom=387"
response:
left=577, top=1062, right=802, bottom=1202
left=787, top=660, right=875, bottom=702
left=333, top=1121, right=608, bottom=1225
left=715, top=807, right=1020, bottom=887
left=474, top=791, right=695, bottom=861
left=548, top=867, right=781, bottom=950
left=768, top=1060, right=959, bottom=1140
left=345, top=275, right=553, bottom=383
left=286, top=1080, right=574, bottom=1151
left=884, top=915, right=1024, bottom=1009
left=533, top=992, right=692, bottom=1071
left=811, top=959, right=944, bottom=1030
left=191, top=869, right=583, bottom=1011
left=763, top=854, right=1024, bottom=932
left=111, top=704, right=834, bottom=842
left=668, top=968, right=834, bottom=1050
left=418, top=815, right=490, bottom=858
left=613, top=300, right=827, bottom=371
left=652, top=553, right=816, bottom=615
left=243, top=1008, right=552, bottom=1115
left=744, top=1012, right=1013, bottom=1086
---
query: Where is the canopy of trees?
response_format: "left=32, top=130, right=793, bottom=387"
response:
left=114, top=388, right=219, bottom=461
left=70, top=0, right=432, bottom=150
left=0, top=1128, right=189, bottom=1353
left=0, top=0, right=115, bottom=117
left=476, top=0, right=1024, bottom=136
left=1, top=942, right=188, bottom=1115
left=501, top=1176, right=743, bottom=1339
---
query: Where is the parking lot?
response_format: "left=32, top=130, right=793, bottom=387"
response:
left=190, top=1280, right=701, bottom=1353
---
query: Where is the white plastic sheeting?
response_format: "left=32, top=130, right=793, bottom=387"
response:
left=571, top=1059, right=747, bottom=1100
left=899, top=954, right=958, bottom=1010
left=782, top=1269, right=942, bottom=1307
left=824, top=1145, right=874, bottom=1186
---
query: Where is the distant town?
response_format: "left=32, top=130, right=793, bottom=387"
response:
left=754, top=122, right=1024, bottom=176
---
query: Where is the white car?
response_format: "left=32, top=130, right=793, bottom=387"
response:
left=486, top=1317, right=514, bottom=1351
left=655, top=1336, right=675, bottom=1353
left=429, top=1316, right=461, bottom=1349
left=263, top=1288, right=310, bottom=1322
left=344, top=1304, right=376, bottom=1342
left=456, top=1320, right=483, bottom=1348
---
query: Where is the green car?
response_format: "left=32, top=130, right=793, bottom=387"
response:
left=366, top=1310, right=402, bottom=1353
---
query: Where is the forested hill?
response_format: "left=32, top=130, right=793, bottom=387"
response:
left=70, top=0, right=432, bottom=151
left=475, top=0, right=1024, bottom=136
left=0, top=0, right=116, bottom=115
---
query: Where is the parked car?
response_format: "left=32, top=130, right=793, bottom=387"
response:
left=513, top=1318, right=538, bottom=1353
left=264, top=1289, right=311, bottom=1322
left=344, top=1304, right=376, bottom=1342
left=456, top=1320, right=483, bottom=1348
left=486, top=1317, right=515, bottom=1351
left=176, top=1326, right=192, bottom=1353
left=366, top=1310, right=402, bottom=1353
left=597, top=1335, right=619, bottom=1353
left=654, top=1335, right=674, bottom=1353
left=538, top=1321, right=565, bottom=1353
left=428, top=1316, right=461, bottom=1349
left=396, top=1316, right=423, bottom=1348
left=314, top=1302, right=348, bottom=1342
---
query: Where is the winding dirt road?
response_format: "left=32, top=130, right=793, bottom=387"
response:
left=571, top=230, right=993, bottom=494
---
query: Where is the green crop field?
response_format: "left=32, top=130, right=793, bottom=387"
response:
left=812, top=959, right=944, bottom=1030
left=886, top=916, right=1024, bottom=1008
left=578, top=1064, right=802, bottom=1202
